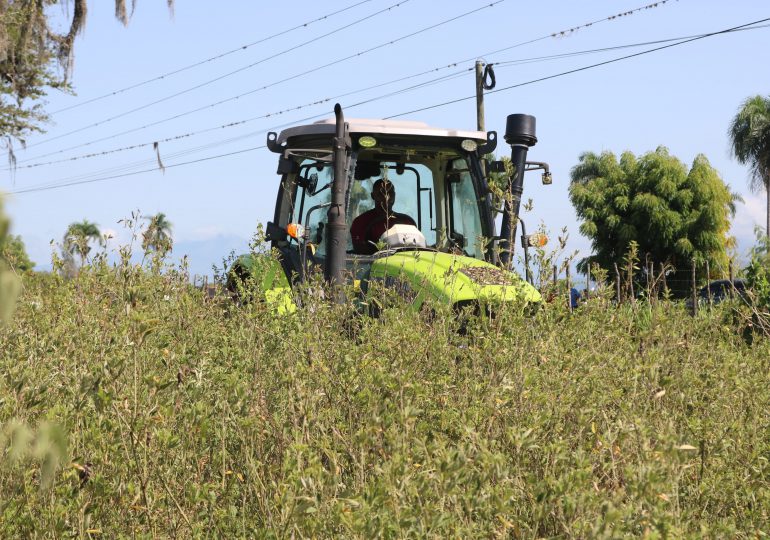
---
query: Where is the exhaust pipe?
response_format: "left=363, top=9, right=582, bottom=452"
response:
left=325, top=104, right=350, bottom=299
left=499, top=114, right=537, bottom=269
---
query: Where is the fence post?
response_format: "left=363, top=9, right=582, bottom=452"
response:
left=645, top=255, right=651, bottom=299
left=647, top=261, right=658, bottom=304
left=691, top=260, right=698, bottom=317
left=705, top=260, right=712, bottom=309
left=660, top=262, right=668, bottom=298
left=585, top=266, right=590, bottom=301
left=627, top=258, right=635, bottom=301
left=729, top=260, right=735, bottom=300
left=553, top=265, right=558, bottom=288
left=614, top=262, right=621, bottom=304
left=566, top=265, right=573, bottom=313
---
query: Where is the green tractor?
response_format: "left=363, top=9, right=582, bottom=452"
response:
left=228, top=104, right=551, bottom=315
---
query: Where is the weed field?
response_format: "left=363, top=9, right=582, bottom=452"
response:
left=1, top=262, right=769, bottom=537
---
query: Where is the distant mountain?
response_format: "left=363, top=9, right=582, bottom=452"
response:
left=172, top=234, right=250, bottom=279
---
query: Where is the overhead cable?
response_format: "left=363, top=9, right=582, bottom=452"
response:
left=385, top=16, right=770, bottom=119
left=16, top=0, right=504, bottom=162
left=10, top=146, right=266, bottom=194
left=11, top=19, right=768, bottom=174
left=50, top=0, right=376, bottom=115
left=27, top=0, right=414, bottom=148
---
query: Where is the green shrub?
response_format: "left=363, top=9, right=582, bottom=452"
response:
left=1, top=253, right=769, bottom=537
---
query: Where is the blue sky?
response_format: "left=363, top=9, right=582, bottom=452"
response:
left=3, top=0, right=769, bottom=277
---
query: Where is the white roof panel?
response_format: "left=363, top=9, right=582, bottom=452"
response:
left=276, top=117, right=487, bottom=145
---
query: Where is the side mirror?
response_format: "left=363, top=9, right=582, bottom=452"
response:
left=277, top=156, right=299, bottom=175
left=542, top=172, right=553, bottom=185
left=265, top=221, right=288, bottom=242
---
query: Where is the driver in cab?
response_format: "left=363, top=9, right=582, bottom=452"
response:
left=351, top=179, right=416, bottom=254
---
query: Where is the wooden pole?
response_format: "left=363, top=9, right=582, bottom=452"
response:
left=729, top=260, right=735, bottom=300
left=475, top=61, right=485, bottom=132
left=705, top=260, right=712, bottom=308
left=660, top=262, right=668, bottom=298
left=648, top=261, right=655, bottom=303
left=552, top=264, right=558, bottom=288
left=566, top=265, right=573, bottom=313
left=691, top=260, right=698, bottom=317
left=645, top=255, right=651, bottom=298
left=614, top=262, right=621, bottom=304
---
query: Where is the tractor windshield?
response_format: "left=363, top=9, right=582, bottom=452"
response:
left=283, top=145, right=492, bottom=261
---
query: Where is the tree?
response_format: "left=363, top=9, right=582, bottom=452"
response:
left=63, top=219, right=103, bottom=267
left=142, top=212, right=173, bottom=256
left=729, top=95, right=770, bottom=239
left=1, top=1, right=174, bottom=148
left=569, top=146, right=738, bottom=293
left=1, top=233, right=34, bottom=272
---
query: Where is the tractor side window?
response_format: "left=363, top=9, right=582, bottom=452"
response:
left=448, top=158, right=484, bottom=259
left=291, top=160, right=334, bottom=259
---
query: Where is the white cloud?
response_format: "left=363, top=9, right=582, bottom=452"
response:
left=100, top=228, right=118, bottom=242
left=732, top=193, right=765, bottom=240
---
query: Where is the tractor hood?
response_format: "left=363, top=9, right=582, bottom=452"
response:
left=367, top=250, right=541, bottom=308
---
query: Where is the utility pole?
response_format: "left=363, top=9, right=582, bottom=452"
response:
left=475, top=60, right=485, bottom=132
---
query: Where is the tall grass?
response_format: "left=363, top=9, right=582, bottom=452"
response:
left=1, top=253, right=768, bottom=537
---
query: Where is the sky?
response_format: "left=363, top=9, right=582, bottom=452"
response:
left=2, top=0, right=769, bottom=277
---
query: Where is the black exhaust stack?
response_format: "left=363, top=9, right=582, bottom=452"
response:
left=325, top=104, right=350, bottom=299
left=499, top=114, right=537, bottom=268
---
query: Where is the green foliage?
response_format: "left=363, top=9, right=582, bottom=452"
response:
left=141, top=212, right=173, bottom=257
left=1, top=233, right=34, bottom=272
left=744, top=229, right=770, bottom=309
left=1, top=1, right=174, bottom=145
left=62, top=219, right=104, bottom=268
left=729, top=94, right=770, bottom=237
left=569, top=147, right=737, bottom=294
left=0, top=194, right=19, bottom=321
left=0, top=0, right=67, bottom=147
left=1, top=242, right=769, bottom=536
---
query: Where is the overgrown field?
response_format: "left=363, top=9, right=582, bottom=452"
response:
left=1, top=261, right=769, bottom=538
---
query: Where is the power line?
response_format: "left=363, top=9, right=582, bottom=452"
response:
left=6, top=68, right=473, bottom=171
left=9, top=146, right=265, bottom=195
left=452, top=0, right=682, bottom=69
left=385, top=16, right=770, bottom=119
left=19, top=132, right=263, bottom=192
left=11, top=15, right=766, bottom=196
left=28, top=0, right=413, bottom=148
left=9, top=0, right=689, bottom=170
left=13, top=0, right=678, bottom=163
left=10, top=5, right=746, bottom=175
left=492, top=24, right=770, bottom=67
left=6, top=69, right=478, bottom=191
left=49, top=0, right=375, bottom=115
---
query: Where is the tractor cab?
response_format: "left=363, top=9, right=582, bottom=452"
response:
left=230, top=105, right=548, bottom=314
left=268, top=118, right=497, bottom=271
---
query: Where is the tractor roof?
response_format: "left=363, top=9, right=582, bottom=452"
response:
left=276, top=118, right=487, bottom=145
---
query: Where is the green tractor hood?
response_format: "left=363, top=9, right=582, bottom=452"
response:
left=229, top=249, right=541, bottom=316
left=367, top=250, right=541, bottom=310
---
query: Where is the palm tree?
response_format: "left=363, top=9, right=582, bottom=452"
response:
left=142, top=213, right=173, bottom=255
left=729, top=95, right=770, bottom=238
left=64, top=220, right=104, bottom=267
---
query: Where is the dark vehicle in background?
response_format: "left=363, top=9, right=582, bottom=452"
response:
left=688, top=279, right=747, bottom=308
